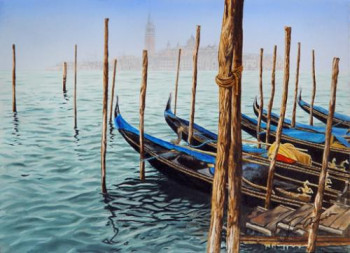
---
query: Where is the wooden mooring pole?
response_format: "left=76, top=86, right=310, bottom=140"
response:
left=226, top=0, right=244, bottom=251
left=257, top=48, right=264, bottom=148
left=109, top=58, right=117, bottom=123
left=139, top=50, right=148, bottom=181
left=187, top=26, right=200, bottom=144
left=207, top=0, right=243, bottom=251
left=63, top=62, right=67, bottom=93
left=291, top=42, right=300, bottom=127
left=306, top=57, right=340, bottom=253
left=12, top=44, right=16, bottom=113
left=265, top=45, right=277, bottom=145
left=101, top=18, right=109, bottom=194
left=174, top=48, right=182, bottom=115
left=74, top=44, right=78, bottom=129
left=265, top=27, right=291, bottom=209
left=309, top=49, right=316, bottom=126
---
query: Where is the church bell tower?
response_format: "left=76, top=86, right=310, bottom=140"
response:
left=145, top=14, right=155, bottom=55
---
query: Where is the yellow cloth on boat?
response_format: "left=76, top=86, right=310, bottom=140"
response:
left=330, top=135, right=346, bottom=148
left=268, top=142, right=312, bottom=166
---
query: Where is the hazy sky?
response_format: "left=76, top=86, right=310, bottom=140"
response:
left=0, top=0, right=349, bottom=72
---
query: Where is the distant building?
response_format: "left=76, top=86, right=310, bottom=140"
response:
left=118, top=16, right=283, bottom=71
left=144, top=14, right=155, bottom=55
left=53, top=16, right=283, bottom=71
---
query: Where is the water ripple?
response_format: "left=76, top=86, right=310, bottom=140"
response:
left=0, top=71, right=349, bottom=252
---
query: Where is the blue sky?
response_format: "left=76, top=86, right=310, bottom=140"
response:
left=0, top=0, right=349, bottom=72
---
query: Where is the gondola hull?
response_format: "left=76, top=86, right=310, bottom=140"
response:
left=114, top=104, right=326, bottom=208
left=163, top=97, right=349, bottom=197
left=298, top=91, right=350, bottom=129
left=240, top=114, right=350, bottom=167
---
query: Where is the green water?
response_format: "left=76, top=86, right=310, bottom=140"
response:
left=0, top=70, right=349, bottom=252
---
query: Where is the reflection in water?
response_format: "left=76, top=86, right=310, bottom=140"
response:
left=12, top=112, right=19, bottom=136
left=109, top=122, right=115, bottom=142
left=74, top=127, right=80, bottom=142
left=101, top=173, right=212, bottom=251
left=63, top=91, right=69, bottom=102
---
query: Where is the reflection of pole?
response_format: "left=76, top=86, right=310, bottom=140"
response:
left=307, top=57, right=339, bottom=253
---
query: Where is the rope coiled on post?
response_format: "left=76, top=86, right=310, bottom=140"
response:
left=215, top=65, right=243, bottom=95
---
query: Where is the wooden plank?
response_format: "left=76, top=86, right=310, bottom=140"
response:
left=251, top=205, right=294, bottom=227
left=247, top=205, right=295, bottom=236
left=319, top=203, right=349, bottom=227
left=277, top=204, right=314, bottom=233
left=330, top=208, right=350, bottom=231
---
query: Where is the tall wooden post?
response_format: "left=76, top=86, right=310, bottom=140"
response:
left=207, top=0, right=242, bottom=251
left=265, top=27, right=291, bottom=209
left=74, top=44, right=78, bottom=129
left=109, top=58, right=117, bottom=123
left=309, top=49, right=316, bottom=126
left=187, top=26, right=200, bottom=144
left=257, top=48, right=264, bottom=148
left=12, top=44, right=16, bottom=113
left=226, top=0, right=244, bottom=252
left=307, top=57, right=340, bottom=253
left=101, top=18, right=109, bottom=194
left=291, top=42, right=300, bottom=127
left=174, top=48, right=182, bottom=115
left=63, top=62, right=67, bottom=93
left=139, top=50, right=148, bottom=181
left=266, top=45, right=277, bottom=145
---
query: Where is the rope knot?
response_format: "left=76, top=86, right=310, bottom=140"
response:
left=215, top=66, right=243, bottom=94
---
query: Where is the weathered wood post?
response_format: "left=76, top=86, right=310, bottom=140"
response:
left=257, top=48, right=264, bottom=148
left=187, top=26, right=200, bottom=144
left=109, top=58, right=117, bottom=123
left=309, top=49, right=316, bottom=126
left=226, top=0, right=244, bottom=251
left=265, top=45, right=277, bottom=145
left=139, top=50, right=148, bottom=181
left=12, top=44, right=16, bottom=113
left=291, top=42, right=300, bottom=127
left=101, top=18, right=109, bottom=194
left=306, top=57, right=340, bottom=253
left=207, top=0, right=244, bottom=251
left=74, top=44, right=78, bottom=129
left=265, top=26, right=291, bottom=209
left=63, top=62, right=67, bottom=93
left=174, top=48, right=182, bottom=115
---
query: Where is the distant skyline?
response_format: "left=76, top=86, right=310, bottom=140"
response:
left=0, top=0, right=349, bottom=72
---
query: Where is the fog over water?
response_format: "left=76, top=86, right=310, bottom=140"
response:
left=0, top=0, right=349, bottom=73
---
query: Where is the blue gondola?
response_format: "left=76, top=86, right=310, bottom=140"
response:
left=253, top=96, right=349, bottom=136
left=115, top=98, right=343, bottom=208
left=298, top=90, right=350, bottom=129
